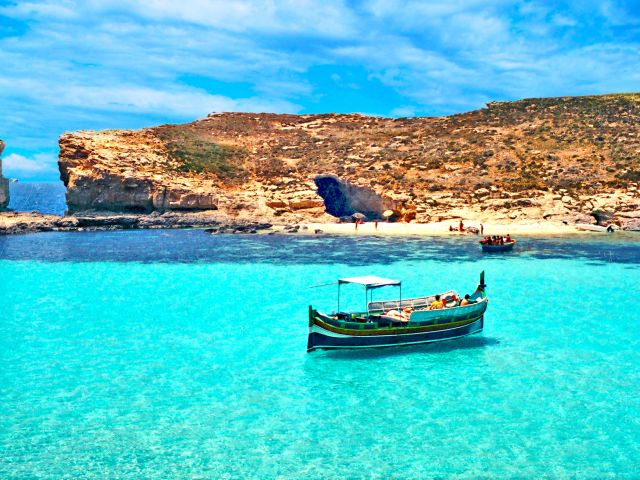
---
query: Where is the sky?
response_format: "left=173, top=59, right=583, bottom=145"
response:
left=0, top=0, right=639, bottom=181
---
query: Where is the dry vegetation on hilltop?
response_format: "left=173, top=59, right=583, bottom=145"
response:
left=150, top=94, right=640, bottom=197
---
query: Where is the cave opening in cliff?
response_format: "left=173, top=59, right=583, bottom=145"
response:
left=314, top=175, right=388, bottom=220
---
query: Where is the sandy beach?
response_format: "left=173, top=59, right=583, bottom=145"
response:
left=300, top=220, right=587, bottom=236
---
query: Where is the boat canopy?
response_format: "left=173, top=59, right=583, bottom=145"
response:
left=338, top=276, right=401, bottom=289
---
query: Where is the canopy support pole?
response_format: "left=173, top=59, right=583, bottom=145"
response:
left=365, top=288, right=368, bottom=316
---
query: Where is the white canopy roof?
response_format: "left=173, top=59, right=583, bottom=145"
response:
left=338, top=275, right=401, bottom=288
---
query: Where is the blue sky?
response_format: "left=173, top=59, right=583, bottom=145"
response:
left=0, top=0, right=639, bottom=181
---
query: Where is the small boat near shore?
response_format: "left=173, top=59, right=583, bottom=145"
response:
left=307, top=272, right=488, bottom=352
left=480, top=240, right=516, bottom=252
left=575, top=223, right=616, bottom=233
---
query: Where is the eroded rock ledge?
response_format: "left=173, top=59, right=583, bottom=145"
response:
left=0, top=211, right=277, bottom=235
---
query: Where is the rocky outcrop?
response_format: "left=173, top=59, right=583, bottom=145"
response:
left=58, top=132, right=219, bottom=213
left=0, top=210, right=278, bottom=235
left=0, top=140, right=9, bottom=210
left=58, top=93, right=640, bottom=225
left=0, top=211, right=78, bottom=234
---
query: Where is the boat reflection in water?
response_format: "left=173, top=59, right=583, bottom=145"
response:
left=307, top=272, right=488, bottom=352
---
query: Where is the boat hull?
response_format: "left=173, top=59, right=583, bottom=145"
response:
left=307, top=313, right=484, bottom=351
left=481, top=241, right=515, bottom=252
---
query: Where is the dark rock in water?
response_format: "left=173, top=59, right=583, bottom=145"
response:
left=314, top=174, right=396, bottom=219
left=207, top=221, right=271, bottom=235
left=76, top=215, right=140, bottom=228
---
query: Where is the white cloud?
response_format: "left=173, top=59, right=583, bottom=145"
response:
left=3, top=153, right=59, bottom=176
left=0, top=0, right=77, bottom=19
left=0, top=0, right=638, bottom=183
left=3, top=0, right=359, bottom=38
left=0, top=80, right=301, bottom=118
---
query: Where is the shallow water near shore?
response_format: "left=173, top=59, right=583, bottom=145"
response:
left=1, top=230, right=640, bottom=478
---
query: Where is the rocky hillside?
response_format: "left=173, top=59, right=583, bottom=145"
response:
left=58, top=94, right=640, bottom=228
left=0, top=140, right=9, bottom=209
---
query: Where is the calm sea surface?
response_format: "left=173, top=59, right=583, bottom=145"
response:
left=1, top=231, right=640, bottom=478
left=7, top=182, right=67, bottom=215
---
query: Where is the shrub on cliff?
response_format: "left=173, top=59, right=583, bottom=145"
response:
left=156, top=125, right=248, bottom=183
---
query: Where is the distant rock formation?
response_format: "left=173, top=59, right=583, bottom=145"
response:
left=58, top=94, right=640, bottom=226
left=0, top=140, right=9, bottom=210
left=58, top=131, right=219, bottom=213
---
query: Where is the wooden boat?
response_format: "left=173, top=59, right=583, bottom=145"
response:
left=480, top=239, right=516, bottom=252
left=307, top=272, right=488, bottom=352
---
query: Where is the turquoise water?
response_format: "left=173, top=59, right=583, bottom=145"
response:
left=1, top=231, right=640, bottom=478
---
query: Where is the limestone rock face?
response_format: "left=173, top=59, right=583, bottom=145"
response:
left=0, top=140, right=9, bottom=210
left=57, top=93, right=640, bottom=223
left=59, top=131, right=219, bottom=213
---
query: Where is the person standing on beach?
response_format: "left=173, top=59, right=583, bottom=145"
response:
left=480, top=224, right=484, bottom=235
left=459, top=220, right=464, bottom=232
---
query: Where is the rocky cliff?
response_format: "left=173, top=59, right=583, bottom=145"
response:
left=58, top=94, right=640, bottom=227
left=0, top=140, right=9, bottom=210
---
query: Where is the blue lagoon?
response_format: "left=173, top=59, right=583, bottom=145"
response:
left=1, top=231, right=640, bottom=478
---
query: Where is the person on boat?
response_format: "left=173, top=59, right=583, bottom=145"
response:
left=430, top=295, right=444, bottom=310
left=460, top=294, right=471, bottom=306
left=505, top=233, right=512, bottom=243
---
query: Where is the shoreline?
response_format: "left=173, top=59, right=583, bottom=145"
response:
left=2, top=210, right=638, bottom=237
left=298, top=221, right=587, bottom=237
